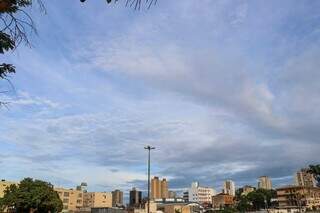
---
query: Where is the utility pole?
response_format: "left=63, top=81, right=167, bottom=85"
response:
left=144, top=145, right=155, bottom=213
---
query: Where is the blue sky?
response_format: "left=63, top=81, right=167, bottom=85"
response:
left=1, top=0, right=320, bottom=195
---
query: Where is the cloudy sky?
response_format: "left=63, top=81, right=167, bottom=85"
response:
left=1, top=0, right=320, bottom=195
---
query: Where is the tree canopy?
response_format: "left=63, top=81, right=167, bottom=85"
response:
left=235, top=189, right=277, bottom=212
left=0, top=178, right=63, bottom=213
left=1, top=0, right=44, bottom=106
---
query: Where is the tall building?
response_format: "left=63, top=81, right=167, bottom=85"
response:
left=55, top=187, right=84, bottom=212
left=188, top=182, right=215, bottom=204
left=161, top=178, right=169, bottom=199
left=223, top=180, right=235, bottom=196
left=129, top=187, right=142, bottom=207
left=183, top=191, right=189, bottom=202
left=112, top=189, right=123, bottom=207
left=151, top=177, right=169, bottom=199
left=258, top=176, right=272, bottom=190
left=0, top=180, right=18, bottom=198
left=295, top=168, right=317, bottom=187
left=83, top=192, right=112, bottom=208
left=151, top=177, right=161, bottom=199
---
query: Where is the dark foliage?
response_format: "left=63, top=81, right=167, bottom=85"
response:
left=0, top=178, right=63, bottom=213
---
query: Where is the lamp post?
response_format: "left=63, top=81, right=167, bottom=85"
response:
left=144, top=145, right=155, bottom=213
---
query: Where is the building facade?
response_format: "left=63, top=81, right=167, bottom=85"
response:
left=295, top=169, right=317, bottom=187
left=151, top=177, right=168, bottom=199
left=223, top=180, right=235, bottom=196
left=212, top=193, right=234, bottom=210
left=188, top=182, right=215, bottom=204
left=258, top=176, right=272, bottom=190
left=241, top=185, right=255, bottom=196
left=129, top=188, right=142, bottom=207
left=0, top=180, right=18, bottom=198
left=83, top=192, right=113, bottom=208
left=168, top=191, right=177, bottom=199
left=276, top=185, right=320, bottom=210
left=161, top=178, right=168, bottom=199
left=183, top=191, right=189, bottom=202
left=55, top=187, right=84, bottom=212
left=112, top=190, right=123, bottom=207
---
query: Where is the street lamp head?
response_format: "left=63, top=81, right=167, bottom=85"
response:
left=144, top=146, right=155, bottom=150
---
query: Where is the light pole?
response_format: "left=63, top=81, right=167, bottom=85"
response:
left=144, top=145, right=155, bottom=213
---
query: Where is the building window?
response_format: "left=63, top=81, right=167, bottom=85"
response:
left=63, top=199, right=69, bottom=203
left=64, top=192, right=69, bottom=197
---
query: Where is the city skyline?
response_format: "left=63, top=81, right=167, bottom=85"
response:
left=1, top=0, right=320, bottom=194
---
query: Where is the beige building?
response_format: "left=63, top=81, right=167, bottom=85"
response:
left=188, top=182, right=215, bottom=204
left=276, top=185, right=320, bottom=210
left=212, top=193, right=234, bottom=210
left=55, top=187, right=84, bottom=212
left=295, top=169, right=317, bottom=187
left=0, top=180, right=18, bottom=198
left=112, top=190, right=123, bottom=207
left=83, top=192, right=112, bottom=208
left=258, top=176, right=272, bottom=190
left=161, top=178, right=168, bottom=199
left=151, top=177, right=168, bottom=199
left=223, top=180, right=235, bottom=196
left=241, top=185, right=255, bottom=196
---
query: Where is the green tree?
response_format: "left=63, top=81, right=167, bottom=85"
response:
left=247, top=190, right=265, bottom=211
left=236, top=189, right=276, bottom=211
left=220, top=206, right=236, bottom=213
left=0, top=178, right=63, bottom=213
left=308, top=164, right=320, bottom=186
left=0, top=0, right=45, bottom=106
left=236, top=195, right=252, bottom=212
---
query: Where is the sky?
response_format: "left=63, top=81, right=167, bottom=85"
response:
left=1, top=0, right=320, bottom=196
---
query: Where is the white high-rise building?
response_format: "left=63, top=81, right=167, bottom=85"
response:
left=258, top=176, right=272, bottom=190
left=223, top=180, right=235, bottom=196
left=188, top=182, right=215, bottom=204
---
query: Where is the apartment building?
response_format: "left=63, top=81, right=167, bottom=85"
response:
left=151, top=177, right=169, bottom=199
left=112, top=190, right=123, bottom=207
left=188, top=182, right=215, bottom=204
left=83, top=192, right=113, bottom=208
left=276, top=185, right=320, bottom=210
left=241, top=185, right=255, bottom=196
left=212, top=193, right=234, bottom=210
left=55, top=187, right=84, bottom=212
left=0, top=180, right=18, bottom=198
left=129, top=188, right=142, bottom=207
left=258, top=176, right=272, bottom=190
left=223, top=180, right=235, bottom=196
left=295, top=169, right=317, bottom=187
